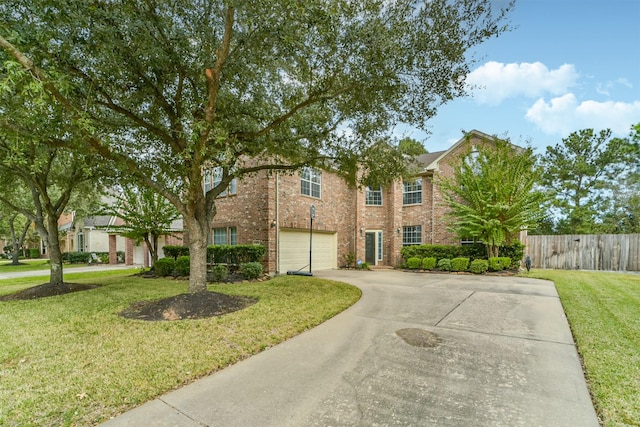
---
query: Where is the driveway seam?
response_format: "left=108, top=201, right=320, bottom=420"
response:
left=434, top=290, right=475, bottom=327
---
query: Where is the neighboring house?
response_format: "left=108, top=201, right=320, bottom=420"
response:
left=209, top=130, right=509, bottom=274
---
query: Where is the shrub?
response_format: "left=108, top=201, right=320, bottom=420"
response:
left=241, top=262, right=263, bottom=280
left=175, top=256, right=190, bottom=276
left=422, top=257, right=436, bottom=270
left=154, top=258, right=175, bottom=277
left=451, top=257, right=470, bottom=272
left=358, top=261, right=371, bottom=270
left=499, top=242, right=525, bottom=266
left=488, top=257, right=502, bottom=272
left=28, top=248, right=40, bottom=259
left=208, top=244, right=266, bottom=265
left=469, top=259, right=489, bottom=274
left=498, top=257, right=512, bottom=270
left=209, top=264, right=228, bottom=282
left=163, top=245, right=189, bottom=260
left=437, top=258, right=452, bottom=271
left=64, top=251, right=92, bottom=264
left=406, top=257, right=422, bottom=269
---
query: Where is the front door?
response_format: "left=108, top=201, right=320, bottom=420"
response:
left=365, top=232, right=376, bottom=265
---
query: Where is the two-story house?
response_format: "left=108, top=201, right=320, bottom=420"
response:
left=208, top=130, right=501, bottom=274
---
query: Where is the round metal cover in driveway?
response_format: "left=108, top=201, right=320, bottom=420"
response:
left=396, top=328, right=442, bottom=348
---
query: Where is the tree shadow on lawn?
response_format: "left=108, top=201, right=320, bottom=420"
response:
left=0, top=282, right=257, bottom=321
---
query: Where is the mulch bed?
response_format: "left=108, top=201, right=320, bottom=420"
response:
left=0, top=282, right=99, bottom=301
left=119, top=292, right=258, bottom=321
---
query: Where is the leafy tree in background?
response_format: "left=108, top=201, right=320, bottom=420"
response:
left=398, top=137, right=428, bottom=156
left=98, top=186, right=181, bottom=267
left=0, top=199, right=32, bottom=264
left=0, top=68, right=102, bottom=287
left=439, top=135, right=545, bottom=258
left=0, top=0, right=513, bottom=293
left=539, top=128, right=640, bottom=234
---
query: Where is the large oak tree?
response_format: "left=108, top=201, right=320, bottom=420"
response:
left=0, top=0, right=513, bottom=293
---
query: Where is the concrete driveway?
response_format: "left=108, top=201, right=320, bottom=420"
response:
left=102, top=270, right=599, bottom=426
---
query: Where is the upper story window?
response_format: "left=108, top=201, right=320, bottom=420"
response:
left=403, top=178, right=422, bottom=205
left=301, top=167, right=321, bottom=198
left=204, top=167, right=237, bottom=196
left=402, top=225, right=422, bottom=246
left=365, top=186, right=383, bottom=206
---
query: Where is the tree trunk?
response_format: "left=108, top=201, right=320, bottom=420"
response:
left=184, top=200, right=211, bottom=294
left=46, top=213, right=64, bottom=286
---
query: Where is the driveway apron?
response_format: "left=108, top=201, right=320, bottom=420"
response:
left=102, top=270, right=598, bottom=427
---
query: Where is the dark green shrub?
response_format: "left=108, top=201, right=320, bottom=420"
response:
left=488, top=257, right=502, bottom=271
left=437, top=258, right=452, bottom=271
left=498, top=257, right=512, bottom=270
left=64, top=252, right=92, bottom=264
left=451, top=257, right=470, bottom=272
left=422, top=257, right=436, bottom=270
left=209, top=264, right=228, bottom=282
left=469, top=259, right=489, bottom=274
left=499, top=242, right=525, bottom=266
left=208, top=244, right=266, bottom=265
left=154, top=258, right=175, bottom=277
left=175, top=256, right=190, bottom=276
left=241, top=262, right=263, bottom=280
left=358, top=261, right=371, bottom=270
left=28, top=248, right=40, bottom=259
left=407, top=257, right=422, bottom=269
left=163, top=245, right=189, bottom=260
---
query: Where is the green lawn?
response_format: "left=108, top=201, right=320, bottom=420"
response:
left=525, top=270, right=640, bottom=427
left=0, top=272, right=361, bottom=427
left=0, top=259, right=88, bottom=273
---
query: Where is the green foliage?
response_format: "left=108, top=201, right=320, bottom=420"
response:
left=401, top=243, right=488, bottom=261
left=539, top=128, right=640, bottom=234
left=437, top=258, right=452, bottom=271
left=154, top=258, right=175, bottom=277
left=497, top=257, right=512, bottom=270
left=163, top=245, right=190, bottom=260
left=28, top=248, right=39, bottom=259
left=0, top=0, right=513, bottom=293
left=488, top=257, right=502, bottom=272
left=450, top=257, right=470, bottom=272
left=64, top=252, right=92, bottom=264
left=438, top=136, right=546, bottom=258
left=358, top=262, right=371, bottom=270
left=406, top=257, right=422, bottom=269
left=422, top=257, right=437, bottom=270
left=498, top=242, right=525, bottom=266
left=208, top=245, right=266, bottom=266
left=469, top=259, right=488, bottom=274
left=175, top=256, right=190, bottom=276
left=240, top=262, right=263, bottom=280
left=342, top=252, right=356, bottom=268
left=209, top=264, right=229, bottom=282
left=398, top=137, right=427, bottom=156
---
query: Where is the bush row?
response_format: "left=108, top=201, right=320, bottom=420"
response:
left=405, top=256, right=512, bottom=275
left=154, top=256, right=264, bottom=281
left=63, top=251, right=125, bottom=264
left=401, top=242, right=524, bottom=269
left=163, top=244, right=266, bottom=265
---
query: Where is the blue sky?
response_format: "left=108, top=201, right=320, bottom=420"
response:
left=402, top=0, right=640, bottom=153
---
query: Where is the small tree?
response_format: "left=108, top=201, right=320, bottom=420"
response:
left=439, top=135, right=545, bottom=258
left=98, top=186, right=180, bottom=267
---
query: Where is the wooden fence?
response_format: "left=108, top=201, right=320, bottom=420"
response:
left=525, top=234, right=640, bottom=271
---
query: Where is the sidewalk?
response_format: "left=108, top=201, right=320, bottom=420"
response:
left=101, top=270, right=599, bottom=426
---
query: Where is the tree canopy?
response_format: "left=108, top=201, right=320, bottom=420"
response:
left=538, top=127, right=640, bottom=234
left=0, top=0, right=514, bottom=292
left=438, top=135, right=545, bottom=258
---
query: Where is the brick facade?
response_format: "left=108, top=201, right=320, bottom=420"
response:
left=210, top=130, right=500, bottom=274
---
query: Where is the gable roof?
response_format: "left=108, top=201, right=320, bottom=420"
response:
left=420, top=129, right=496, bottom=172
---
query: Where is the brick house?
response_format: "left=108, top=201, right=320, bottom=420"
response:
left=209, top=129, right=500, bottom=274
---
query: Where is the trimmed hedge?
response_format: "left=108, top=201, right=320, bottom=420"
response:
left=451, top=257, right=470, bottom=272
left=154, top=258, right=175, bottom=277
left=209, top=264, right=228, bottom=282
left=437, top=258, right=452, bottom=271
left=470, top=259, right=489, bottom=274
left=401, top=242, right=524, bottom=265
left=422, top=257, right=437, bottom=270
left=407, top=257, right=422, bottom=269
left=163, top=245, right=190, bottom=260
left=175, top=256, right=190, bottom=276
left=241, top=262, right=263, bottom=279
left=161, top=244, right=266, bottom=266
left=489, top=257, right=512, bottom=271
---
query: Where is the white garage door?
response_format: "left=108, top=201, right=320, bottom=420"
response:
left=279, top=230, right=337, bottom=273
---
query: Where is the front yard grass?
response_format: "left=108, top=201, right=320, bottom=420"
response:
left=0, top=259, right=89, bottom=273
left=0, top=272, right=361, bottom=427
left=526, top=270, right=640, bottom=427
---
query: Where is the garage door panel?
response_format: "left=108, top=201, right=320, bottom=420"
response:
left=280, top=231, right=337, bottom=272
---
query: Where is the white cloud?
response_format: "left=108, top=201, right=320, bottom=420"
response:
left=596, top=78, right=633, bottom=96
left=525, top=93, right=640, bottom=136
left=466, top=61, right=580, bottom=105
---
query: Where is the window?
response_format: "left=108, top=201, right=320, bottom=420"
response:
left=212, top=226, right=237, bottom=245
left=403, top=179, right=422, bottom=205
left=77, top=233, right=85, bottom=252
left=365, top=186, right=383, bottom=206
left=461, top=237, right=476, bottom=245
left=301, top=167, right=321, bottom=198
left=402, top=225, right=422, bottom=246
left=377, top=231, right=383, bottom=261
left=203, top=167, right=237, bottom=196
